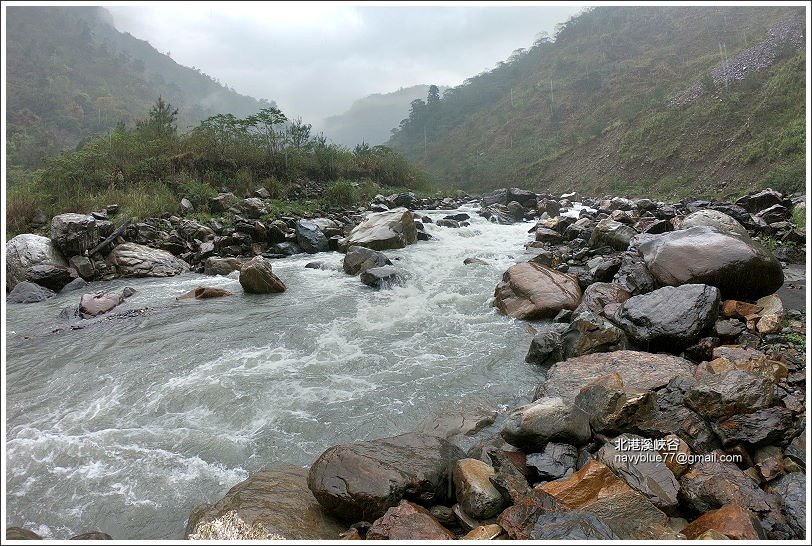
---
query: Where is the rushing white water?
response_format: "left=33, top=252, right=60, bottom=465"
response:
left=5, top=205, right=547, bottom=539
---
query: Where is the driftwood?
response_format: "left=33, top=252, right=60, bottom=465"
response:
left=88, top=218, right=132, bottom=257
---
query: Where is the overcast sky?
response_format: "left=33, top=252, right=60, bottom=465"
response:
left=108, top=3, right=583, bottom=127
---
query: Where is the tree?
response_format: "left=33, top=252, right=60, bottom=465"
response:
left=427, top=84, right=440, bottom=107
left=137, top=96, right=178, bottom=139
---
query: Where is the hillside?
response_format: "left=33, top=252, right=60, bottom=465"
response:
left=389, top=6, right=806, bottom=200
left=5, top=6, right=269, bottom=168
left=322, top=85, right=447, bottom=147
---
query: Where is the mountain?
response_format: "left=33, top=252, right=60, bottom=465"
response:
left=389, top=6, right=806, bottom=199
left=6, top=6, right=270, bottom=168
left=322, top=85, right=447, bottom=148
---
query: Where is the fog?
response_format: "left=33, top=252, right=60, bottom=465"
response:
left=108, top=3, right=582, bottom=128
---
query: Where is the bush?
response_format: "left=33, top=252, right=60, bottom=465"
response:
left=323, top=179, right=359, bottom=209
left=762, top=161, right=805, bottom=195
left=179, top=176, right=217, bottom=212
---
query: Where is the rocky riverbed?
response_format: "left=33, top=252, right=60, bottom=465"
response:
left=5, top=186, right=808, bottom=540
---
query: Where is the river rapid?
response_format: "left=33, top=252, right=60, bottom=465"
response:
left=5, top=205, right=550, bottom=539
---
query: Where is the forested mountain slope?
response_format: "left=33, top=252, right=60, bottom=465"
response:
left=389, top=6, right=806, bottom=200
left=6, top=6, right=269, bottom=168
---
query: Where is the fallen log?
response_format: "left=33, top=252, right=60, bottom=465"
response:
left=88, top=218, right=132, bottom=257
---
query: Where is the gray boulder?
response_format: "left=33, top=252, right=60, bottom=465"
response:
left=589, top=218, right=637, bottom=250
left=346, top=208, right=417, bottom=251
left=7, top=281, right=55, bottom=303
left=296, top=219, right=329, bottom=253
left=682, top=209, right=750, bottom=239
left=6, top=233, right=68, bottom=290
left=343, top=246, right=391, bottom=275
left=51, top=213, right=99, bottom=257
left=501, top=396, right=591, bottom=451
left=360, top=266, right=403, bottom=289
left=106, top=243, right=189, bottom=277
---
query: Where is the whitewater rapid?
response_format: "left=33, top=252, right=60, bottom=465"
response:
left=5, top=205, right=547, bottom=539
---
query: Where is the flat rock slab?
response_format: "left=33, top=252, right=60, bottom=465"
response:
left=534, top=350, right=695, bottom=402
left=493, top=262, right=581, bottom=320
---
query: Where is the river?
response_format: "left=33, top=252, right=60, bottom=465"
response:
left=5, top=205, right=547, bottom=539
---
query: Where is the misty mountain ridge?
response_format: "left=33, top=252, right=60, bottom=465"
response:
left=6, top=6, right=270, bottom=168
left=322, top=85, right=449, bottom=147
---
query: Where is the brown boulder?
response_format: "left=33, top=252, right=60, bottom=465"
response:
left=539, top=459, right=672, bottom=539
left=366, top=501, right=454, bottom=540
left=79, top=291, right=124, bottom=318
left=493, top=262, right=581, bottom=320
left=185, top=465, right=344, bottom=540
left=239, top=256, right=286, bottom=294
left=177, top=286, right=233, bottom=300
left=681, top=505, right=766, bottom=540
left=454, top=459, right=507, bottom=519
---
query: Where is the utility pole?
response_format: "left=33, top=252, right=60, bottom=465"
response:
left=550, top=79, right=554, bottom=115
left=423, top=125, right=427, bottom=161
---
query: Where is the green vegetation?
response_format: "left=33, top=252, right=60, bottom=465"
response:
left=389, top=6, right=806, bottom=199
left=791, top=205, right=806, bottom=230
left=7, top=99, right=432, bottom=235
left=785, top=332, right=806, bottom=349
left=6, top=6, right=268, bottom=169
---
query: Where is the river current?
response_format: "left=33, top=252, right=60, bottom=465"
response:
left=5, top=205, right=548, bottom=539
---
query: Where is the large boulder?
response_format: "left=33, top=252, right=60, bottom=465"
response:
left=765, top=472, right=805, bottom=538
left=493, top=262, right=581, bottom=320
left=239, top=256, right=286, bottom=294
left=735, top=188, right=785, bottom=213
left=204, top=257, right=244, bottom=276
left=501, top=396, right=592, bottom=450
left=539, top=459, right=672, bottom=539
left=307, top=432, right=464, bottom=522
left=682, top=209, right=750, bottom=239
left=24, top=264, right=75, bottom=292
left=106, top=243, right=189, bottom=277
left=614, top=284, right=720, bottom=351
left=638, top=226, right=783, bottom=300
left=51, top=213, right=99, bottom=257
left=6, top=233, right=68, bottom=290
left=453, top=459, right=506, bottom=519
left=684, top=369, right=774, bottom=421
left=185, top=465, right=344, bottom=540
left=343, top=246, right=391, bottom=275
left=345, top=208, right=417, bottom=251
left=561, top=312, right=628, bottom=358
left=79, top=290, right=125, bottom=318
left=7, top=281, right=55, bottom=304
left=589, top=218, right=637, bottom=250
left=295, top=219, right=329, bottom=253
left=574, top=282, right=631, bottom=317
left=534, top=350, right=695, bottom=402
left=530, top=511, right=620, bottom=540
left=681, top=505, right=766, bottom=540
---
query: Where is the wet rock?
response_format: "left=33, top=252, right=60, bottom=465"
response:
left=239, top=256, right=286, bottom=294
left=177, top=286, right=233, bottom=300
left=497, top=488, right=563, bottom=539
left=611, top=250, right=656, bottom=295
left=638, top=226, right=783, bottom=300
left=463, top=257, right=488, bottom=265
left=436, top=218, right=460, bottom=228
left=6, top=233, right=68, bottom=290
left=561, top=311, right=627, bottom=358
left=539, top=459, right=672, bottom=539
left=573, top=373, right=652, bottom=435
left=307, top=432, right=463, bottom=522
left=684, top=370, right=773, bottom=421
left=530, top=511, right=620, bottom=540
left=534, top=350, right=694, bottom=403
left=574, top=282, right=631, bottom=317
left=765, top=472, right=805, bottom=538
left=721, top=299, right=762, bottom=319
left=296, top=219, right=329, bottom=253
left=658, top=434, right=692, bottom=478
left=6, top=527, right=42, bottom=540
left=343, top=246, right=391, bottom=275
left=682, top=209, right=750, bottom=239
left=595, top=433, right=680, bottom=511
left=51, top=213, right=99, bottom=257
left=304, top=261, right=323, bottom=269
left=61, top=277, right=88, bottom=293
left=589, top=218, right=637, bottom=250
left=106, top=243, right=190, bottom=277
left=462, top=523, right=503, bottom=540
left=454, top=459, right=506, bottom=519
left=493, top=262, right=581, bottom=320
left=534, top=227, right=561, bottom=243
left=714, top=319, right=745, bottom=342
left=524, top=330, right=564, bottom=367
left=69, top=256, right=94, bottom=280
left=501, top=396, right=591, bottom=450
left=366, top=500, right=454, bottom=540
left=360, top=266, right=403, bottom=289
left=683, top=337, right=718, bottom=363
left=7, top=281, right=56, bottom=303
left=586, top=255, right=622, bottom=282
left=186, top=465, right=344, bottom=540
left=429, top=505, right=457, bottom=528
left=79, top=290, right=125, bottom=317
left=757, top=204, right=788, bottom=224
left=526, top=443, right=578, bottom=481
left=269, top=241, right=303, bottom=256
left=204, top=257, right=244, bottom=276
left=785, top=429, right=805, bottom=468
left=24, top=264, right=75, bottom=291
left=631, top=376, right=720, bottom=454
left=681, top=505, right=766, bottom=540
left=615, top=284, right=720, bottom=351
left=345, top=208, right=416, bottom=251
left=712, top=407, right=795, bottom=446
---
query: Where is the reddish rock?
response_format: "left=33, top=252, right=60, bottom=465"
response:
left=493, top=262, right=581, bottom=320
left=177, top=286, right=233, bottom=300
left=721, top=300, right=763, bottom=319
left=366, top=501, right=454, bottom=540
left=79, top=291, right=124, bottom=318
left=681, top=505, right=766, bottom=540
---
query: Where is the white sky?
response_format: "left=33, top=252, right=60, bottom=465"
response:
left=107, top=2, right=584, bottom=126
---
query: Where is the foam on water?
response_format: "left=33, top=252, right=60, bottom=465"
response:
left=5, top=206, right=547, bottom=539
